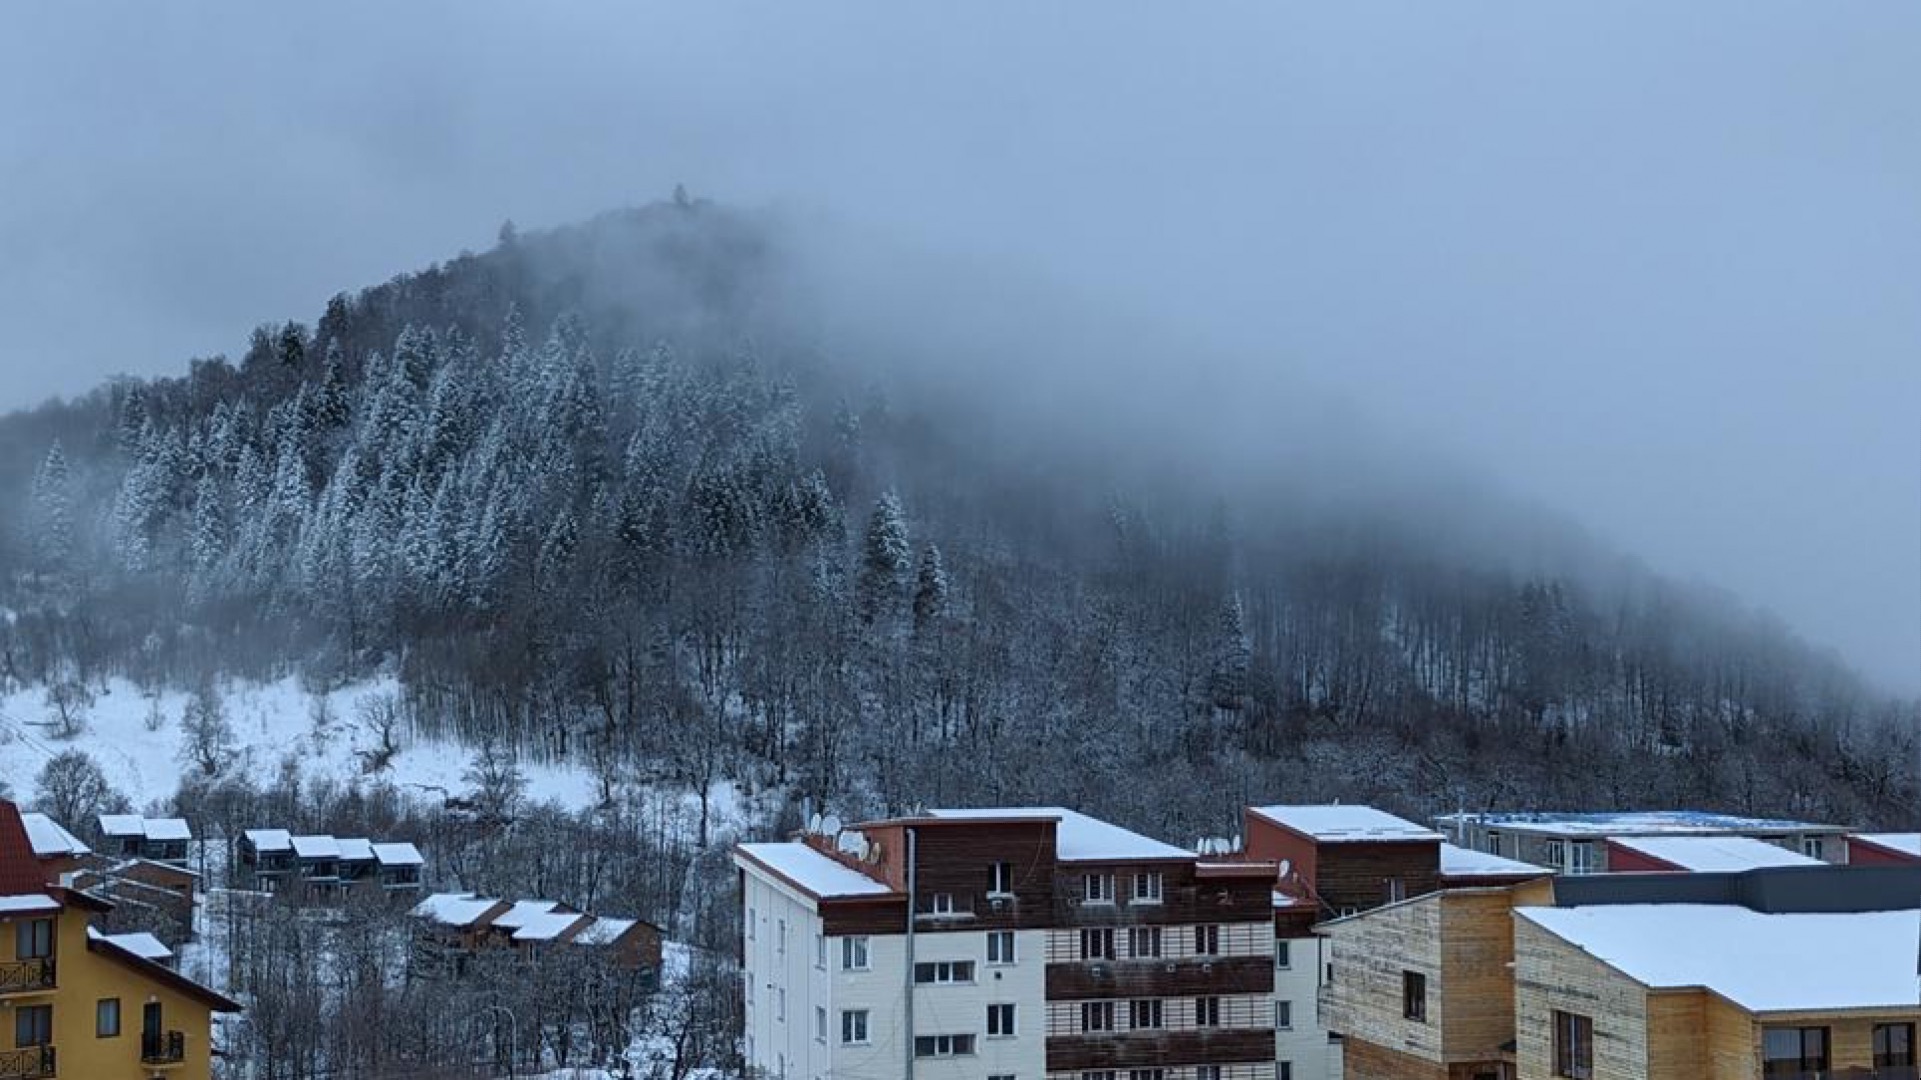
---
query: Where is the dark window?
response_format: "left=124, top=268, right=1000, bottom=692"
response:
left=97, top=997, right=121, bottom=1037
left=1128, top=926, right=1162, bottom=959
left=14, top=1005, right=52, bottom=1047
left=15, top=919, right=53, bottom=959
left=986, top=1003, right=1015, bottom=1037
left=987, top=930, right=1016, bottom=964
left=1402, top=971, right=1427, bottom=1022
left=1128, top=999, right=1162, bottom=1030
left=912, top=960, right=974, bottom=984
left=989, top=862, right=1013, bottom=895
left=1876, top=1023, right=1916, bottom=1069
left=1763, top=1027, right=1829, bottom=1079
left=1193, top=924, right=1220, bottom=955
left=1081, top=1001, right=1115, bottom=1032
left=1081, top=927, right=1115, bottom=960
left=1554, top=1010, right=1594, bottom=1080
left=1276, top=939, right=1291, bottom=968
left=1194, top=996, right=1221, bottom=1027
left=912, top=1034, right=974, bottom=1057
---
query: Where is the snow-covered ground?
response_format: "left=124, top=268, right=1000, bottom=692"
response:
left=0, top=675, right=603, bottom=813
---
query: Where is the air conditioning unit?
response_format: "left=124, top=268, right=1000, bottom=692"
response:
left=1201, top=962, right=1214, bottom=974
left=990, top=897, right=1007, bottom=911
left=1090, top=964, right=1109, bottom=979
left=1163, top=962, right=1176, bottom=974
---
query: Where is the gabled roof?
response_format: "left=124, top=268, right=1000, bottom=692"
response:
left=244, top=829, right=292, bottom=852
left=490, top=899, right=565, bottom=930
left=1519, top=904, right=1921, bottom=1013
left=573, top=917, right=641, bottom=946
left=0, top=800, right=50, bottom=895
left=335, top=838, right=376, bottom=862
left=372, top=842, right=424, bottom=867
left=87, top=933, right=241, bottom=1013
left=21, top=812, right=90, bottom=858
left=1250, top=805, right=1444, bottom=843
left=289, top=835, right=342, bottom=859
left=1611, top=835, right=1821, bottom=872
left=89, top=926, right=172, bottom=962
left=510, top=910, right=588, bottom=942
left=98, top=814, right=192, bottom=842
left=411, top=892, right=507, bottom=928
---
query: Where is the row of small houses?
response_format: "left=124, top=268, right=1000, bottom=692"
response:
left=409, top=892, right=664, bottom=981
left=238, top=829, right=425, bottom=891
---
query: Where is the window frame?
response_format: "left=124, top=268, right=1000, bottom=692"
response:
left=1193, top=924, right=1220, bottom=956
left=98, top=997, right=122, bottom=1038
left=1402, top=971, right=1428, bottom=1022
left=1128, top=925, right=1162, bottom=959
left=987, top=929, right=1017, bottom=965
left=1081, top=1000, right=1116, bottom=1033
left=841, top=935, right=871, bottom=971
left=840, top=1008, right=870, bottom=1045
left=986, top=1002, right=1017, bottom=1038
left=1195, top=995, right=1221, bottom=1027
left=1084, top=873, right=1116, bottom=905
left=1276, top=939, right=1292, bottom=969
left=15, top=919, right=53, bottom=960
left=1131, top=871, right=1163, bottom=904
left=1081, top=927, right=1115, bottom=961
left=989, top=861, right=1014, bottom=896
left=1875, top=1023, right=1916, bottom=1068
left=1553, top=1009, right=1595, bottom=1080
left=1128, top=998, right=1163, bottom=1031
left=14, top=1004, right=52, bottom=1048
left=1276, top=998, right=1293, bottom=1030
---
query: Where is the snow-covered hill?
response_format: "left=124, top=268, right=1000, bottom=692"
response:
left=0, top=676, right=603, bottom=813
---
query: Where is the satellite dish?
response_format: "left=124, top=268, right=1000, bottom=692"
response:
left=1231, top=834, right=1242, bottom=852
left=808, top=813, right=823, bottom=835
left=821, top=813, right=843, bottom=836
left=857, top=835, right=873, bottom=860
left=1278, top=859, right=1293, bottom=880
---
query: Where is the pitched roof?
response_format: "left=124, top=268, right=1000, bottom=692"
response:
left=925, top=807, right=1192, bottom=862
left=1611, top=835, right=1822, bottom=872
left=1853, top=832, right=1921, bottom=858
left=735, top=842, right=897, bottom=901
left=289, top=835, right=342, bottom=859
left=411, top=892, right=506, bottom=928
left=1519, top=904, right=1921, bottom=1013
left=1250, top=805, right=1444, bottom=842
left=0, top=800, right=50, bottom=895
left=98, top=814, right=192, bottom=842
left=244, top=829, right=292, bottom=852
left=87, top=933, right=241, bottom=1012
left=20, top=812, right=90, bottom=858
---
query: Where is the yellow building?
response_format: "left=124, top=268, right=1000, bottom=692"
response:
left=1, top=800, right=239, bottom=1080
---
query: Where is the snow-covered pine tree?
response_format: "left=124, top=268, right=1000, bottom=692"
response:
left=912, top=543, right=949, bottom=633
left=29, top=440, right=75, bottom=572
left=856, top=491, right=911, bottom=625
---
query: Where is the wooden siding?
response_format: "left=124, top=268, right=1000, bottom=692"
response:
left=1317, top=841, right=1443, bottom=916
left=1512, top=916, right=1651, bottom=1080
left=1045, top=955, right=1273, bottom=999
left=1044, top=1028, right=1275, bottom=1071
left=1343, top=1036, right=1450, bottom=1080
left=1438, top=890, right=1517, bottom=1062
left=1320, top=892, right=1446, bottom=1064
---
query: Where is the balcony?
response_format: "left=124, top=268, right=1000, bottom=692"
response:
left=0, top=959, right=54, bottom=996
left=0, top=1046, right=55, bottom=1080
left=142, top=1030, right=187, bottom=1066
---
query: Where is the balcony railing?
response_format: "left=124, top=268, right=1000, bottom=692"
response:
left=0, top=1046, right=55, bottom=1080
left=142, top=1030, right=187, bottom=1065
left=0, top=958, right=54, bottom=995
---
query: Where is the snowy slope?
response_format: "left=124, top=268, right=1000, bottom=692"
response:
left=0, top=676, right=602, bottom=813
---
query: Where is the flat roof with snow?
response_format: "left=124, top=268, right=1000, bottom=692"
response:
left=925, top=807, right=1192, bottom=862
left=736, top=842, right=896, bottom=901
left=372, top=842, right=424, bottom=867
left=21, top=813, right=90, bottom=857
left=1440, top=842, right=1548, bottom=877
left=335, top=838, right=375, bottom=862
left=1853, top=833, right=1921, bottom=858
left=98, top=815, right=191, bottom=842
left=289, top=835, right=342, bottom=860
left=1612, top=835, right=1821, bottom=872
left=1520, top=904, right=1921, bottom=1013
left=1437, top=810, right=1836, bottom=838
left=243, top=829, right=292, bottom=853
left=1251, top=805, right=1444, bottom=843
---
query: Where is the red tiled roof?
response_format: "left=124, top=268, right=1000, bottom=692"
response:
left=0, top=800, right=50, bottom=896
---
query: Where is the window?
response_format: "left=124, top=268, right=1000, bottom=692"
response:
left=1875, top=1023, right=1915, bottom=1069
left=814, top=1006, right=827, bottom=1043
left=987, top=930, right=1016, bottom=964
left=14, top=1005, right=51, bottom=1047
left=990, top=1075, right=1017, bottom=1080
left=1763, top=1027, right=1829, bottom=1079
left=1326, top=961, right=1335, bottom=984
left=1197, top=1068, right=1222, bottom=1080
left=840, top=1009, right=870, bottom=1045
left=1082, top=1073, right=1118, bottom=1080
left=1384, top=877, right=1406, bottom=904
left=776, top=986, right=785, bottom=1022
left=1801, top=836, right=1826, bottom=860
left=931, top=892, right=957, bottom=915
left=1276, top=939, right=1292, bottom=969
left=1544, top=839, right=1566, bottom=868
left=815, top=933, right=826, bottom=969
left=1568, top=841, right=1596, bottom=875
left=1276, top=999, right=1293, bottom=1030
left=1193, top=924, right=1219, bottom=956
left=776, top=918, right=786, bottom=954
left=747, top=906, right=756, bottom=940
left=990, top=861, right=1014, bottom=895
left=1084, top=873, right=1115, bottom=904
left=1554, top=1010, right=1595, bottom=1080
left=1081, top=927, right=1116, bottom=960
left=841, top=936, right=870, bottom=970
left=1081, top=1001, right=1116, bottom=1032
left=1402, top=971, right=1427, bottom=1022
left=913, top=1034, right=975, bottom=1058
left=1279, top=1065, right=1293, bottom=1080
left=1127, top=1071, right=1166, bottom=1080
left=98, top=998, right=121, bottom=1038
left=1195, top=996, right=1221, bottom=1027
left=1128, top=999, right=1163, bottom=1030
left=1128, top=926, right=1162, bottom=959
left=987, top=1003, right=1016, bottom=1037
left=1131, top=871, right=1163, bottom=903
left=1485, top=831, right=1504, bottom=856
left=15, top=919, right=52, bottom=959
left=913, top=960, right=975, bottom=984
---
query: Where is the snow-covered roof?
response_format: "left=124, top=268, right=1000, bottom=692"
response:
left=243, top=829, right=292, bottom=853
left=21, top=812, right=90, bottom=857
left=1251, top=805, right=1444, bottom=843
left=927, top=807, right=1192, bottom=862
left=573, top=917, right=638, bottom=946
left=511, top=910, right=587, bottom=942
left=372, top=842, right=424, bottom=867
left=98, top=814, right=191, bottom=842
left=411, top=892, right=501, bottom=928
left=89, top=927, right=172, bottom=962
left=335, top=838, right=376, bottom=862
left=736, top=842, right=896, bottom=900
left=1853, top=833, right=1921, bottom=858
left=0, top=895, right=60, bottom=914
left=290, top=835, right=342, bottom=859
left=491, top=899, right=563, bottom=930
left=1437, top=810, right=1834, bottom=838
left=1519, top=905, right=1921, bottom=1013
left=1440, top=843, right=1548, bottom=877
left=1612, top=835, right=1821, bottom=872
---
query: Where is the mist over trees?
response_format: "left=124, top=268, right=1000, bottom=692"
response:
left=0, top=199, right=1913, bottom=850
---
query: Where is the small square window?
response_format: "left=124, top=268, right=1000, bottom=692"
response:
left=97, top=998, right=122, bottom=1038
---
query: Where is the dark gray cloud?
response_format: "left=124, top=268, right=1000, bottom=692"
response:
left=1, top=2, right=1915, bottom=690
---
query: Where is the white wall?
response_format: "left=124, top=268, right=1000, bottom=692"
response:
left=741, top=868, right=833, bottom=1080
left=1277, top=932, right=1341, bottom=1080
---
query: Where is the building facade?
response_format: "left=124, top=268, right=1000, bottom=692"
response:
left=1435, top=811, right=1850, bottom=874
left=736, top=806, right=1280, bottom=1080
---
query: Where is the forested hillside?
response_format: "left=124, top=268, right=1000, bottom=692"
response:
left=1, top=199, right=1914, bottom=846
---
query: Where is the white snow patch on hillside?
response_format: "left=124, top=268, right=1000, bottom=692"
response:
left=0, top=676, right=602, bottom=814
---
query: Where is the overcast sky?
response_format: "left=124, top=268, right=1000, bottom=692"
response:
left=1, top=3, right=1916, bottom=691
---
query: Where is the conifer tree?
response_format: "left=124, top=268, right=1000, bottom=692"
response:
left=856, top=491, right=911, bottom=625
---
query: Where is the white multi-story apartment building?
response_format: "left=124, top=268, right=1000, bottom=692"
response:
left=1271, top=895, right=1340, bottom=1080
left=736, top=806, right=1281, bottom=1080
